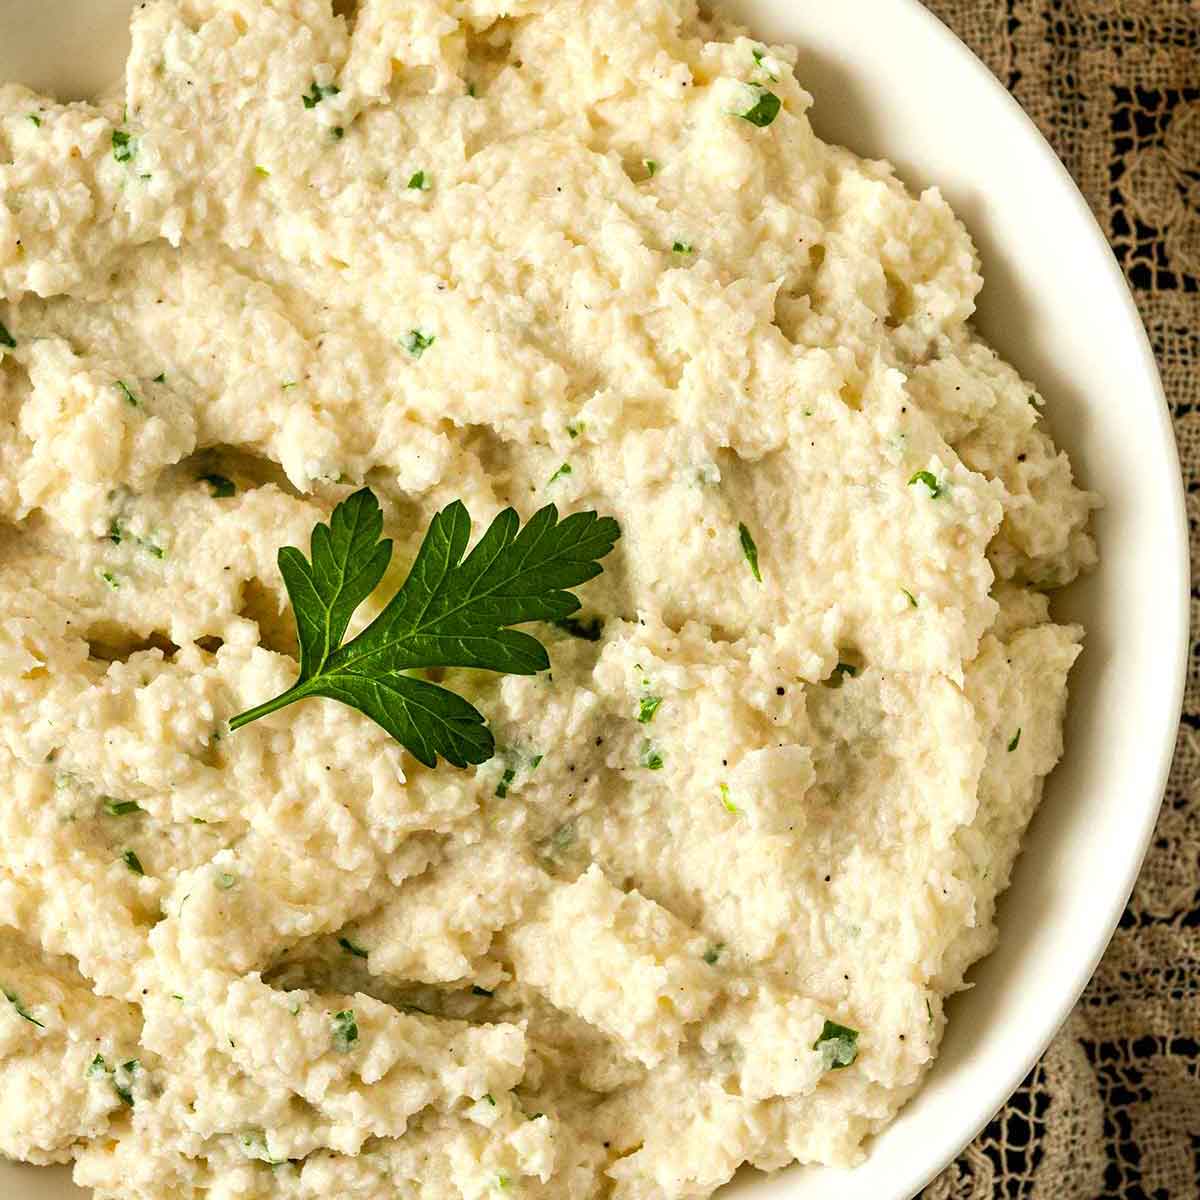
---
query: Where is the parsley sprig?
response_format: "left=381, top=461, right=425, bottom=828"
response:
left=229, top=489, right=620, bottom=768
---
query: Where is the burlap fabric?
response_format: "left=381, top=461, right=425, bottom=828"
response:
left=916, top=3, right=1200, bottom=1197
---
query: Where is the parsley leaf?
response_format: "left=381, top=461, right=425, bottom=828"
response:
left=200, top=473, right=236, bottom=498
left=0, top=321, right=14, bottom=349
left=1007, top=728, right=1021, bottom=752
left=103, top=798, right=142, bottom=816
left=228, top=489, right=620, bottom=768
left=637, top=695, right=662, bottom=724
left=116, top=380, right=140, bottom=408
left=408, top=170, right=430, bottom=190
left=813, top=1019, right=859, bottom=1070
left=338, top=936, right=369, bottom=958
left=121, top=849, right=145, bottom=875
left=403, top=329, right=435, bottom=357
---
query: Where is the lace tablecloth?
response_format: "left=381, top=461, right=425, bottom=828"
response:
left=920, top=2, right=1200, bottom=1197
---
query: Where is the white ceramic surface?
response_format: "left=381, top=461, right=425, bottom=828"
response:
left=0, top=2, right=1188, bottom=1199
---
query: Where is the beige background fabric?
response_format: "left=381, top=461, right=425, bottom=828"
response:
left=918, top=3, right=1200, bottom=1197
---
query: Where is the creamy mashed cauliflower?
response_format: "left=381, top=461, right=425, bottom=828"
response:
left=0, top=1, right=1097, bottom=1197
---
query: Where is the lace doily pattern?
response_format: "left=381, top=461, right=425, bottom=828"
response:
left=920, top=2, right=1200, bottom=1197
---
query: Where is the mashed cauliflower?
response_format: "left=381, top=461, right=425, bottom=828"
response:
left=0, top=1, right=1097, bottom=1197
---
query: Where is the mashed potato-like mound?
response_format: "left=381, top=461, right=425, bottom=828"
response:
left=0, top=2, right=1096, bottom=1197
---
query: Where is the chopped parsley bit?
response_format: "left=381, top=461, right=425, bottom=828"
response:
left=547, top=462, right=573, bottom=485
left=496, top=1172, right=512, bottom=1191
left=643, top=158, right=659, bottom=177
left=2, top=988, right=45, bottom=1028
left=483, top=1093, right=496, bottom=1106
left=530, top=753, right=544, bottom=769
left=732, top=84, right=782, bottom=128
left=551, top=614, right=603, bottom=641
left=719, top=783, right=739, bottom=814
left=331, top=1009, right=359, bottom=1052
left=1007, top=728, right=1022, bottom=752
left=566, top=421, right=584, bottom=438
left=901, top=588, right=918, bottom=608
left=0, top=321, right=14, bottom=349
left=640, top=740, right=664, bottom=771
left=152, top=372, right=165, bottom=383
left=813, top=1019, right=859, bottom=1070
left=28, top=113, right=41, bottom=127
left=112, top=1059, right=139, bottom=1106
left=103, top=798, right=142, bottom=816
left=407, top=170, right=430, bottom=190
left=672, top=240, right=694, bottom=254
left=200, top=473, right=236, bottom=498
left=471, top=985, right=494, bottom=997
left=86, top=1053, right=108, bottom=1079
left=116, top=379, right=140, bottom=407
left=702, top=942, right=725, bottom=965
left=926, top=998, right=934, bottom=1025
left=908, top=470, right=944, bottom=498
left=301, top=81, right=340, bottom=109
left=99, top=570, right=120, bottom=590
left=215, top=871, right=237, bottom=890
left=111, top=129, right=136, bottom=162
left=338, top=936, right=369, bottom=959
left=738, top=522, right=762, bottom=582
left=495, top=766, right=516, bottom=798
left=121, top=849, right=145, bottom=875
left=254, top=164, right=270, bottom=177
left=402, top=329, right=436, bottom=357
left=830, top=662, right=859, bottom=685
left=637, top=695, right=662, bottom=724
left=331, top=126, right=345, bottom=141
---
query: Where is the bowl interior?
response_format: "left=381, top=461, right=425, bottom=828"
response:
left=0, top=3, right=1187, bottom=1199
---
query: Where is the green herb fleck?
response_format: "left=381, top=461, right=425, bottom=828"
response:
left=738, top=522, right=762, bottom=582
left=254, top=164, right=270, bottom=177
left=733, top=85, right=782, bottom=127
left=813, top=1019, right=859, bottom=1070
left=301, top=81, right=340, bottom=109
left=830, top=662, right=859, bottom=686
left=702, top=943, right=725, bottom=965
left=103, top=798, right=142, bottom=816
left=901, top=588, right=918, bottom=608
left=0, top=321, right=14, bottom=349
left=86, top=1054, right=108, bottom=1079
left=152, top=372, right=165, bottom=383
left=331, top=1009, right=358, bottom=1052
left=672, top=240, right=693, bottom=254
left=99, top=570, right=120, bottom=590
left=496, top=1172, right=512, bottom=1191
left=483, top=1092, right=496, bottom=1106
left=908, top=470, right=944, bottom=499
left=408, top=170, right=430, bottom=190
left=2, top=988, right=45, bottom=1028
left=643, top=158, right=658, bottom=177
left=530, top=753, right=543, bottom=769
left=637, top=695, right=662, bottom=724
left=1007, top=728, right=1021, bottom=753
left=640, top=740, right=664, bottom=771
left=719, top=783, right=739, bottom=814
left=547, top=462, right=572, bottom=485
left=551, top=614, right=603, bottom=642
left=331, top=126, right=345, bottom=141
left=112, top=1059, right=139, bottom=1106
left=116, top=380, right=140, bottom=408
left=402, top=329, right=436, bottom=357
left=338, top=936, right=369, bottom=959
left=200, top=473, right=236, bottom=498
left=495, top=766, right=516, bottom=798
left=121, top=849, right=144, bottom=875
left=566, top=422, right=583, bottom=439
left=215, top=871, right=237, bottom=890
left=28, top=113, right=41, bottom=127
left=111, top=129, right=136, bottom=162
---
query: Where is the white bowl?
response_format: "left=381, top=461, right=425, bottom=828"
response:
left=0, top=2, right=1188, bottom=1198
